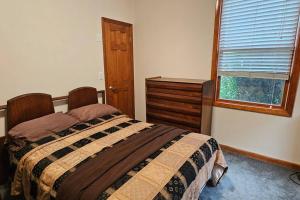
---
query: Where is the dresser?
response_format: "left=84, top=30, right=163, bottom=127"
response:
left=146, top=77, right=214, bottom=135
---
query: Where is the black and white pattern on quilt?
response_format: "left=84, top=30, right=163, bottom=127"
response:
left=153, top=139, right=220, bottom=200
left=10, top=112, right=154, bottom=200
left=99, top=136, right=220, bottom=200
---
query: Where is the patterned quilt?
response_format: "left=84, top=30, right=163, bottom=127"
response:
left=8, top=112, right=227, bottom=200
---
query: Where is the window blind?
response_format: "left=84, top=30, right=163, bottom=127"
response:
left=218, top=0, right=300, bottom=80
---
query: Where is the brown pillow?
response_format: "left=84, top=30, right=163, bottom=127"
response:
left=67, top=104, right=119, bottom=122
left=8, top=112, right=79, bottom=141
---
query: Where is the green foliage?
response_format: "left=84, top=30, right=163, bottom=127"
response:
left=220, top=76, right=237, bottom=100
left=220, top=76, right=284, bottom=105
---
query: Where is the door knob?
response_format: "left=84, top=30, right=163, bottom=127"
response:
left=109, top=86, right=117, bottom=92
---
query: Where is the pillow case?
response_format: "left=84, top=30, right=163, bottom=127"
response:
left=8, top=112, right=79, bottom=141
left=67, top=104, right=119, bottom=122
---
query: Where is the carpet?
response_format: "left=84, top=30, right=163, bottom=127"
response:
left=200, top=152, right=300, bottom=200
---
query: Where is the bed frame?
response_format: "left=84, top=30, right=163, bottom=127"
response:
left=0, top=87, right=105, bottom=185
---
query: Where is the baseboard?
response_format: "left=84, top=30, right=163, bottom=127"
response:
left=220, top=144, right=300, bottom=171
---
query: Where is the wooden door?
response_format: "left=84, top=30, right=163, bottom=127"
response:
left=102, top=18, right=135, bottom=118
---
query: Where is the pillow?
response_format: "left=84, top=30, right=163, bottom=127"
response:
left=67, top=104, right=119, bottom=122
left=8, top=112, right=79, bottom=141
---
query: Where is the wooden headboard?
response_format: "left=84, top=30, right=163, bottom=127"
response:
left=6, top=93, right=55, bottom=131
left=0, top=89, right=105, bottom=185
left=68, top=87, right=100, bottom=111
left=0, top=93, right=54, bottom=184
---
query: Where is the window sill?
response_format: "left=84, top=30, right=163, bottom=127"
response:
left=214, top=99, right=291, bottom=117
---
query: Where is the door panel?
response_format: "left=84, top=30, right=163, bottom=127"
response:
left=102, top=18, right=134, bottom=118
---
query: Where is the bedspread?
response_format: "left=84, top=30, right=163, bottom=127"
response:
left=9, top=112, right=227, bottom=200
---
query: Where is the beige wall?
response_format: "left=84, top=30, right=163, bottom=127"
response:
left=134, top=0, right=300, bottom=164
left=134, top=0, right=215, bottom=117
left=0, top=0, right=135, bottom=136
left=0, top=0, right=299, bottom=164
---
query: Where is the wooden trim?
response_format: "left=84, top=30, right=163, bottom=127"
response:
left=0, top=90, right=105, bottom=112
left=220, top=144, right=300, bottom=170
left=214, top=99, right=290, bottom=117
left=211, top=0, right=300, bottom=117
left=129, top=22, right=135, bottom=118
left=102, top=18, right=108, bottom=109
left=211, top=0, right=222, bottom=81
left=285, top=17, right=300, bottom=116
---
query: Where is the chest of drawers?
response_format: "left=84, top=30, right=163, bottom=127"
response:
left=146, top=77, right=214, bottom=135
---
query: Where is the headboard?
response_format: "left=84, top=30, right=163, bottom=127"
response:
left=6, top=93, right=55, bottom=131
left=68, top=87, right=99, bottom=111
left=0, top=93, right=55, bottom=184
left=1, top=89, right=105, bottom=184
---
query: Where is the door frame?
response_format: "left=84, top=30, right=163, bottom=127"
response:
left=101, top=17, right=135, bottom=118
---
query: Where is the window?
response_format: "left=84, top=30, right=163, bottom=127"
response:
left=212, top=0, right=300, bottom=116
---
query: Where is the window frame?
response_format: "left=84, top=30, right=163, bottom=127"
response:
left=211, top=0, right=300, bottom=117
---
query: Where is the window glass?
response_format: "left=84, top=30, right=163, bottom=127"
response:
left=219, top=76, right=285, bottom=105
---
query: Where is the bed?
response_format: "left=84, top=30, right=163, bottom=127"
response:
left=6, top=87, right=227, bottom=200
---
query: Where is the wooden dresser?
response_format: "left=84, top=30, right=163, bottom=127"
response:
left=146, top=77, right=214, bottom=135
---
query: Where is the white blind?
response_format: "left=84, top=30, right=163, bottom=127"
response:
left=218, top=0, right=300, bottom=80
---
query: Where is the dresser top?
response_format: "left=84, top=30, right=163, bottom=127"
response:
left=146, top=77, right=208, bottom=84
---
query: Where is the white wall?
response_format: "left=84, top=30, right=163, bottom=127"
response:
left=0, top=0, right=135, bottom=136
left=134, top=0, right=300, bottom=164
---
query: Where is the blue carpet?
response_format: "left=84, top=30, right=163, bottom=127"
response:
left=200, top=152, right=300, bottom=200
